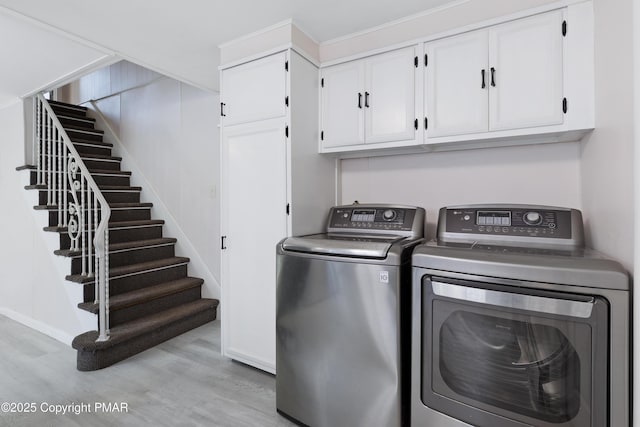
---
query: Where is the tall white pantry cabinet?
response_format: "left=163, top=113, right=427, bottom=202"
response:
left=219, top=50, right=335, bottom=373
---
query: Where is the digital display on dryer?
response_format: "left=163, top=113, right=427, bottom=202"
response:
left=477, top=211, right=511, bottom=226
left=351, top=209, right=376, bottom=222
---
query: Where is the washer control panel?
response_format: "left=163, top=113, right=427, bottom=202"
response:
left=327, top=204, right=425, bottom=238
left=439, top=205, right=584, bottom=248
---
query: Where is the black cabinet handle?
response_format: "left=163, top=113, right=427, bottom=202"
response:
left=221, top=236, right=227, bottom=250
left=365, top=92, right=370, bottom=108
left=220, top=102, right=226, bottom=117
left=481, top=69, right=486, bottom=89
left=358, top=93, right=362, bottom=109
left=490, top=67, right=496, bottom=87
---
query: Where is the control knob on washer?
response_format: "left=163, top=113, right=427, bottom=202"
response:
left=523, top=211, right=542, bottom=225
left=382, top=209, right=397, bottom=221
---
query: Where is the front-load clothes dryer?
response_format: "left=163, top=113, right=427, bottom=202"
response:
left=411, top=204, right=629, bottom=427
left=276, top=204, right=425, bottom=427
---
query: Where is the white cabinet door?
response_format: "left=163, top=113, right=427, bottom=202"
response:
left=365, top=46, right=416, bottom=144
left=221, top=118, right=288, bottom=372
left=489, top=10, right=564, bottom=131
left=425, top=31, right=489, bottom=137
left=320, top=61, right=365, bottom=148
left=221, top=52, right=287, bottom=126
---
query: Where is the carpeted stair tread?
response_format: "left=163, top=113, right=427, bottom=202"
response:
left=35, top=202, right=152, bottom=211
left=70, top=138, right=113, bottom=148
left=58, top=114, right=95, bottom=122
left=16, top=164, right=36, bottom=171
left=25, top=184, right=46, bottom=190
left=42, top=152, right=121, bottom=162
left=44, top=219, right=164, bottom=233
left=56, top=237, right=177, bottom=257
left=72, top=298, right=218, bottom=350
left=89, top=169, right=131, bottom=176
left=58, top=123, right=103, bottom=133
left=78, top=277, right=204, bottom=313
left=79, top=153, right=122, bottom=161
left=66, top=256, right=190, bottom=283
left=90, top=185, right=142, bottom=191
left=58, top=115, right=96, bottom=127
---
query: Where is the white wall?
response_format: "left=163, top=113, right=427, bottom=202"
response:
left=319, top=0, right=559, bottom=62
left=341, top=143, right=581, bottom=238
left=0, top=100, right=94, bottom=344
left=580, top=0, right=634, bottom=271
left=62, top=62, right=222, bottom=297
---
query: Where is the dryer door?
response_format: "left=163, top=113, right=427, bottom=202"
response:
left=421, top=276, right=609, bottom=427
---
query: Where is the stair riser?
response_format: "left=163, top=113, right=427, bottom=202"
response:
left=82, top=159, right=121, bottom=171
left=65, top=129, right=103, bottom=142
left=83, top=264, right=189, bottom=300
left=107, top=287, right=202, bottom=327
left=109, top=209, right=151, bottom=222
left=75, top=306, right=217, bottom=371
left=92, top=175, right=131, bottom=187
left=31, top=171, right=130, bottom=187
left=38, top=190, right=140, bottom=205
left=37, top=141, right=112, bottom=157
left=58, top=225, right=163, bottom=249
left=70, top=244, right=175, bottom=274
left=58, top=117, right=96, bottom=129
left=73, top=144, right=113, bottom=157
left=46, top=207, right=150, bottom=227
left=49, top=106, right=88, bottom=119
left=34, top=156, right=123, bottom=172
left=112, top=224, right=163, bottom=243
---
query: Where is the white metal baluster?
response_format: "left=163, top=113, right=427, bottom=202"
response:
left=105, top=228, right=110, bottom=337
left=47, top=116, right=53, bottom=205
left=63, top=149, right=68, bottom=227
left=42, top=104, right=47, bottom=186
left=81, top=177, right=87, bottom=276
left=32, top=100, right=37, bottom=169
left=37, top=99, right=43, bottom=184
left=87, top=187, right=93, bottom=278
left=56, top=129, right=63, bottom=225
left=94, top=197, right=99, bottom=302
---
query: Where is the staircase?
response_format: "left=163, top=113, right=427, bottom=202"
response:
left=23, top=99, right=219, bottom=371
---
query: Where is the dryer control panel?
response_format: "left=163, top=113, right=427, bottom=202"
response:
left=327, top=204, right=425, bottom=239
left=438, top=205, right=584, bottom=248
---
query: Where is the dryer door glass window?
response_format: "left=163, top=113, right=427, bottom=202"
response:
left=440, top=311, right=580, bottom=422
left=421, top=277, right=609, bottom=427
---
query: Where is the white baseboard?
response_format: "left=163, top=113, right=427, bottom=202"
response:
left=0, top=307, right=74, bottom=346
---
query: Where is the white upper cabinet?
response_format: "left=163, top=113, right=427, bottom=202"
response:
left=320, top=60, right=365, bottom=148
left=489, top=10, right=564, bottom=131
left=320, top=46, right=417, bottom=151
left=221, top=52, right=287, bottom=126
left=425, top=31, right=489, bottom=137
left=365, top=47, right=417, bottom=144
left=425, top=10, right=565, bottom=139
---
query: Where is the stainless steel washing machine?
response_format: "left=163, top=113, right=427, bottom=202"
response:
left=411, top=204, right=629, bottom=427
left=276, top=204, right=425, bottom=427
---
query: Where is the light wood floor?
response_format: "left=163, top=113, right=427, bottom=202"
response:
left=0, top=315, right=296, bottom=427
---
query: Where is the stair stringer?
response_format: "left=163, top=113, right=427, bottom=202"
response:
left=86, top=100, right=221, bottom=300
left=7, top=169, right=96, bottom=345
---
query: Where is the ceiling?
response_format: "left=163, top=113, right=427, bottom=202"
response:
left=0, top=0, right=459, bottom=107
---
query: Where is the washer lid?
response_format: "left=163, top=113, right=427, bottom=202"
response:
left=282, top=233, right=405, bottom=259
